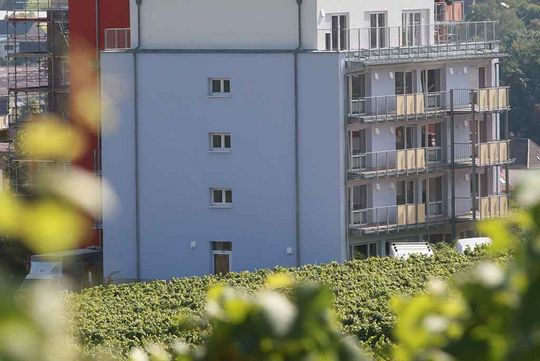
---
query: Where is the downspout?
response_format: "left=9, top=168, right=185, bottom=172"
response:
left=294, top=0, right=302, bottom=267
left=133, top=0, right=143, bottom=281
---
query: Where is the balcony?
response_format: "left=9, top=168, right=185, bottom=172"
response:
left=318, top=21, right=501, bottom=64
left=456, top=194, right=509, bottom=221
left=350, top=201, right=448, bottom=235
left=348, top=87, right=510, bottom=123
left=349, top=147, right=445, bottom=179
left=350, top=194, right=509, bottom=234
left=454, top=140, right=510, bottom=167
left=104, top=28, right=131, bottom=50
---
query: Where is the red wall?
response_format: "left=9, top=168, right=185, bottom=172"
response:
left=68, top=0, right=130, bottom=247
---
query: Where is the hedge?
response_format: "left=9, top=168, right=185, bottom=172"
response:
left=67, top=244, right=509, bottom=358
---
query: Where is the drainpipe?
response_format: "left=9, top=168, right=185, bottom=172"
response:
left=133, top=0, right=143, bottom=281
left=294, top=0, right=302, bottom=267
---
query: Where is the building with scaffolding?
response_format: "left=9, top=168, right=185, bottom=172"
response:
left=100, top=0, right=511, bottom=281
left=5, top=0, right=69, bottom=193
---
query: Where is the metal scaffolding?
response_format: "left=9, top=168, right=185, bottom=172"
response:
left=6, top=0, right=69, bottom=193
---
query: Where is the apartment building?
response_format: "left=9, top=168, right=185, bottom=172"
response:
left=101, top=0, right=510, bottom=281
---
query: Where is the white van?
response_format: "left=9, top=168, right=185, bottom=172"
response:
left=455, top=237, right=492, bottom=254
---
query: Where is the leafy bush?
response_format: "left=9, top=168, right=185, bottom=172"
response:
left=68, top=245, right=509, bottom=358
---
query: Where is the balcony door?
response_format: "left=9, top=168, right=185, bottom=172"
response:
left=331, top=14, right=348, bottom=51
left=351, top=185, right=369, bottom=225
left=348, top=74, right=366, bottom=114
left=397, top=180, right=415, bottom=205
left=402, top=12, right=422, bottom=47
left=395, top=71, right=414, bottom=95
left=421, top=69, right=442, bottom=108
left=423, top=176, right=443, bottom=216
left=370, top=12, right=387, bottom=49
left=396, top=126, right=416, bottom=150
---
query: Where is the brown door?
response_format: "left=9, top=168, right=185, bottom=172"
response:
left=213, top=253, right=230, bottom=275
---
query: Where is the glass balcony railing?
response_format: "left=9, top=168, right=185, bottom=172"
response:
left=318, top=21, right=500, bottom=63
left=348, top=87, right=510, bottom=122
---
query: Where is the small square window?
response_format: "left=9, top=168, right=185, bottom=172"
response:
left=209, top=78, right=231, bottom=96
left=211, top=188, right=232, bottom=207
left=209, top=133, right=231, bottom=152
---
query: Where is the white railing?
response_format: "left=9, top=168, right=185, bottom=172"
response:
left=318, top=21, right=498, bottom=61
left=104, top=28, right=131, bottom=50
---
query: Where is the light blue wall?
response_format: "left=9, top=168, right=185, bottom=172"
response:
left=297, top=52, right=347, bottom=264
left=101, top=53, right=137, bottom=280
left=101, top=52, right=347, bottom=280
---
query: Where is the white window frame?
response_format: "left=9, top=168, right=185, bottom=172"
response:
left=208, top=78, right=231, bottom=97
left=209, top=133, right=231, bottom=153
left=210, top=188, right=233, bottom=208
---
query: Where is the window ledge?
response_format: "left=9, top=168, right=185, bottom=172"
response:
left=207, top=94, right=231, bottom=99
left=209, top=205, right=233, bottom=209
left=209, top=150, right=231, bottom=154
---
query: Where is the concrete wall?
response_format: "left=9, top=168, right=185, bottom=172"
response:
left=130, top=0, right=318, bottom=50
left=297, top=52, right=347, bottom=264
left=101, top=51, right=346, bottom=280
left=101, top=53, right=138, bottom=280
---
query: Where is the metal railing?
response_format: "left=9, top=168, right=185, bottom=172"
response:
left=348, top=87, right=510, bottom=121
left=435, top=1, right=464, bottom=22
left=453, top=140, right=510, bottom=166
left=350, top=201, right=448, bottom=233
left=318, top=21, right=499, bottom=61
left=455, top=194, right=509, bottom=220
left=349, top=146, right=444, bottom=175
left=105, top=28, right=131, bottom=50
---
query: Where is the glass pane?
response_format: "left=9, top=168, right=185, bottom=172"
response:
left=212, top=79, right=221, bottom=93
left=223, top=80, right=230, bottom=93
left=407, top=181, right=415, bottom=204
left=351, top=75, right=365, bottom=98
left=395, top=72, right=404, bottom=95
left=405, top=72, right=413, bottom=94
left=224, top=135, right=231, bottom=148
left=396, top=127, right=405, bottom=150
left=369, top=243, right=377, bottom=257
left=354, top=245, right=368, bottom=260
left=397, top=181, right=406, bottom=205
left=212, top=135, right=222, bottom=148
left=212, top=241, right=232, bottom=251
left=213, top=190, right=223, bottom=203
left=225, top=190, right=232, bottom=203
left=214, top=254, right=230, bottom=275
